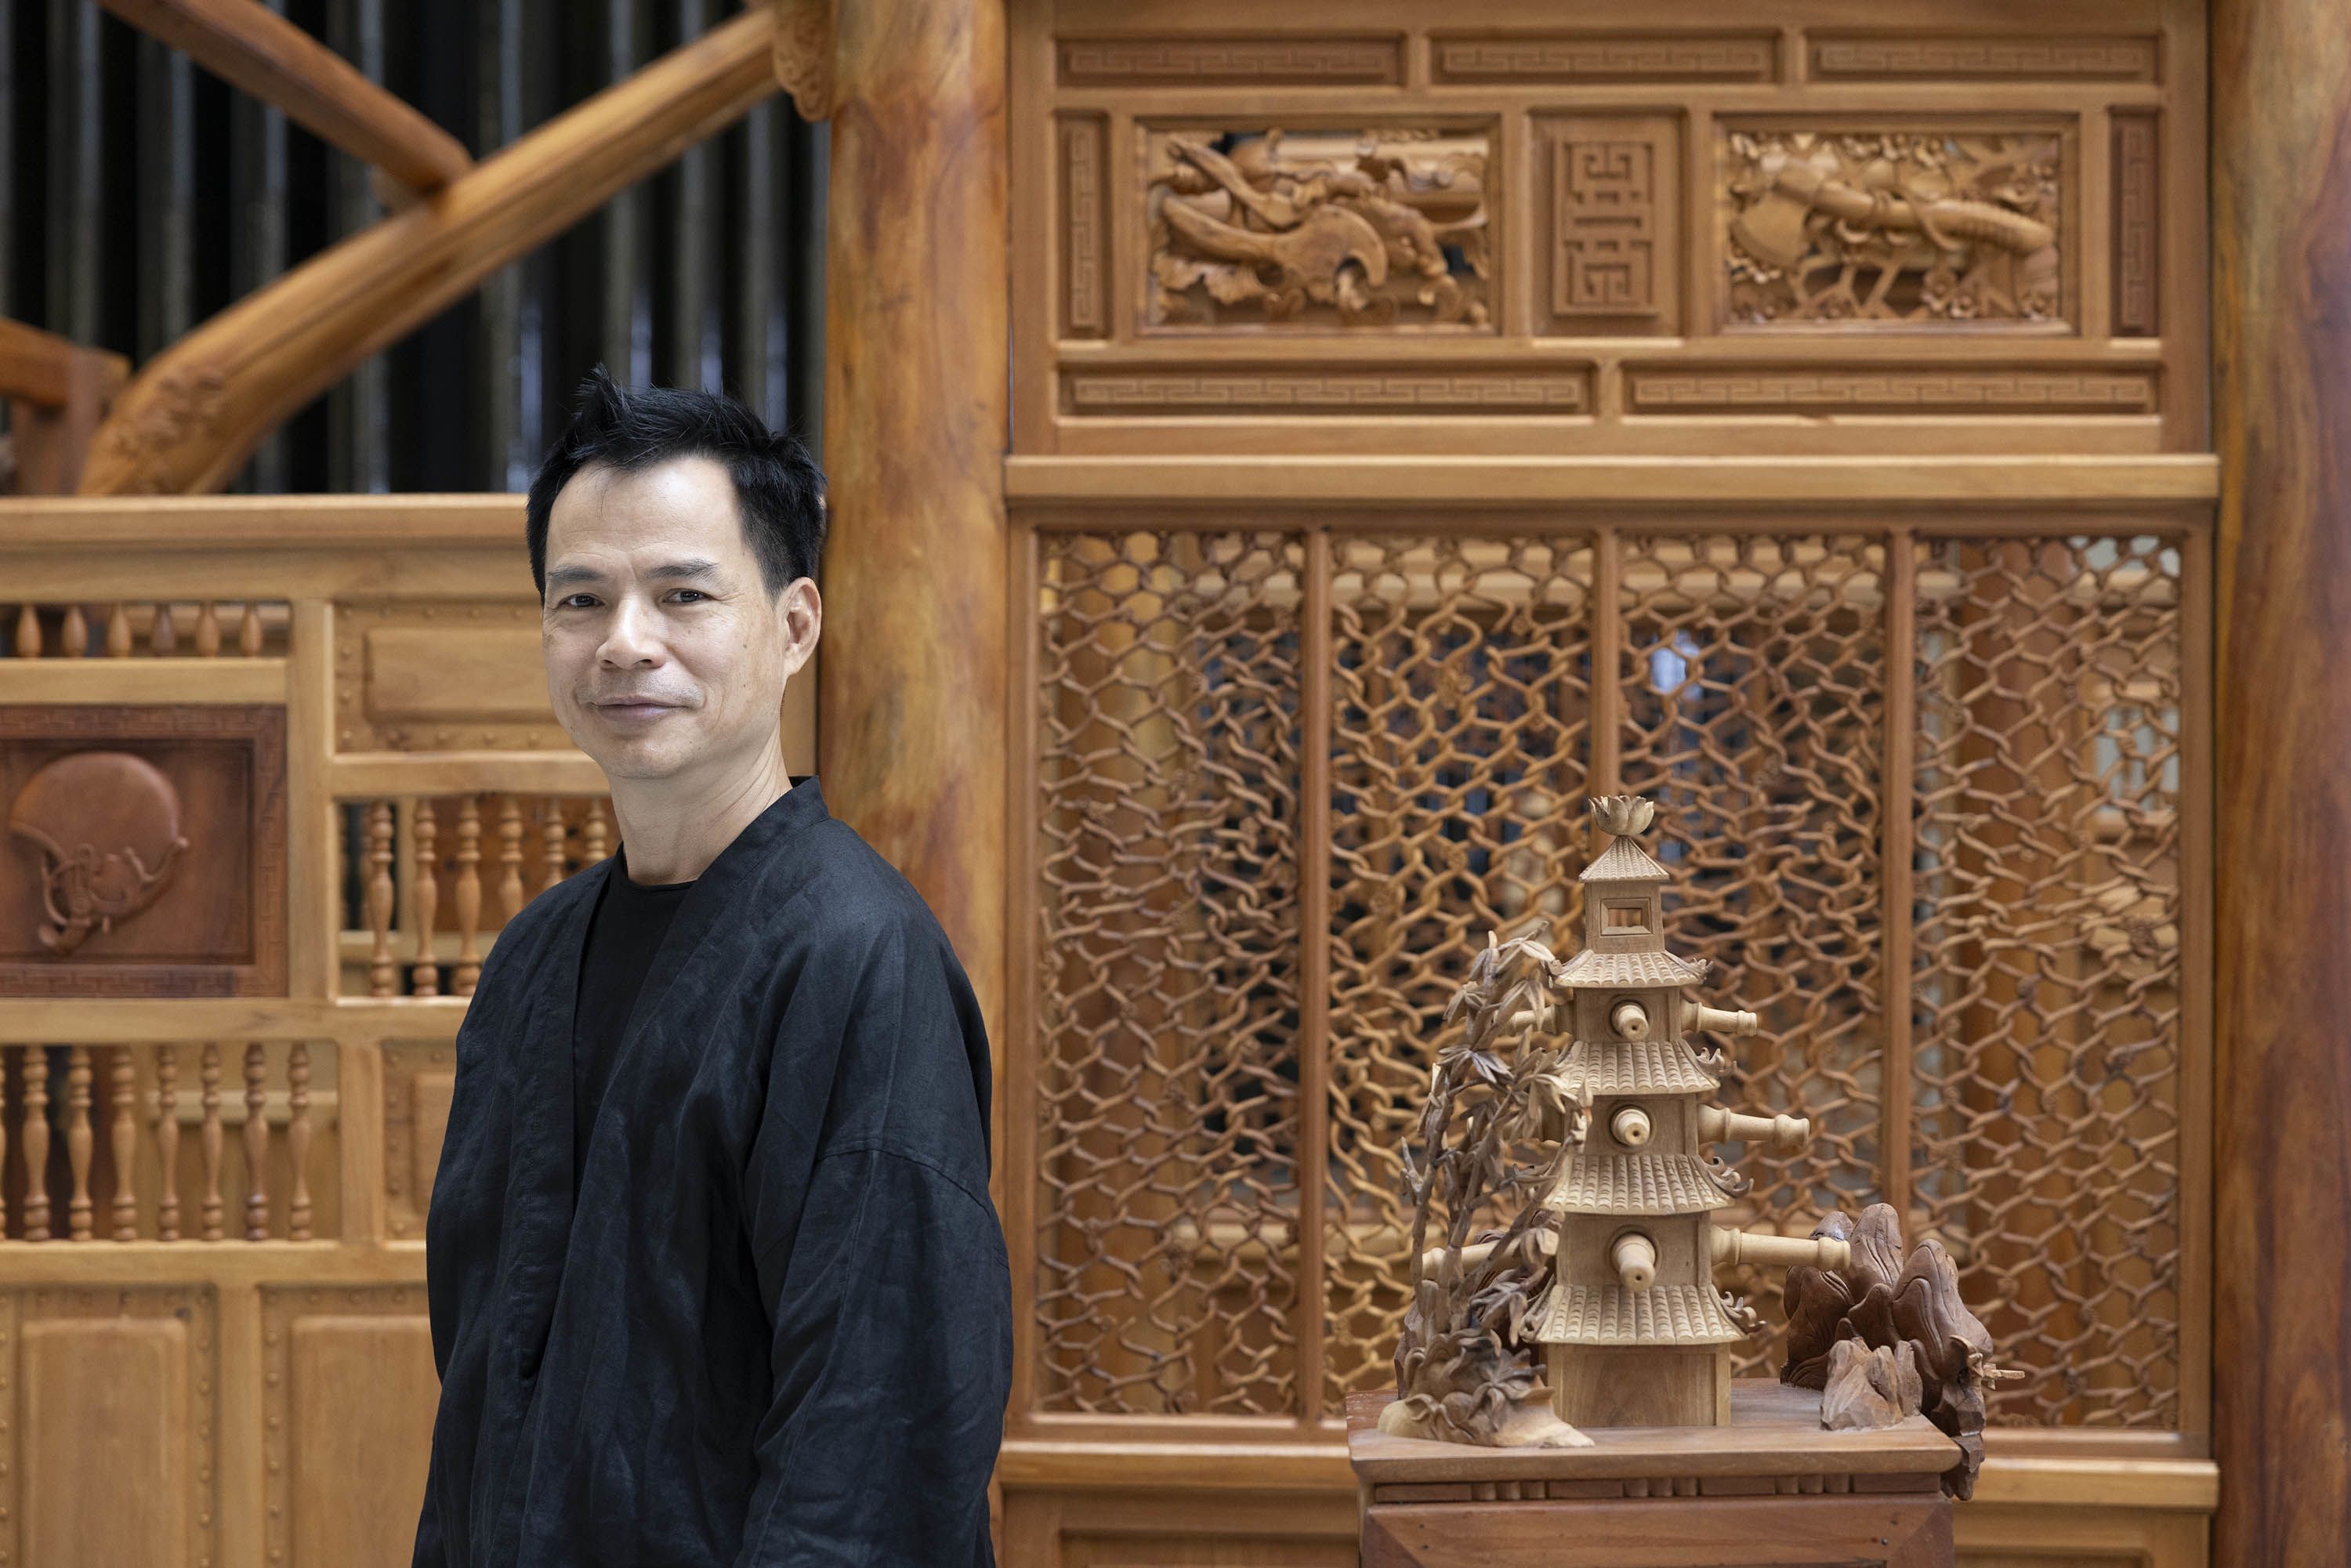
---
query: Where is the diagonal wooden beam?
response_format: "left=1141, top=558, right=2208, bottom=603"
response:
left=78, top=6, right=778, bottom=496
left=94, top=0, right=472, bottom=194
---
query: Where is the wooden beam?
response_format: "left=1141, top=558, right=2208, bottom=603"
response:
left=2, top=318, right=129, bottom=494
left=77, top=7, right=778, bottom=496
left=817, top=0, right=1009, bottom=1056
left=0, top=317, right=126, bottom=407
left=92, top=0, right=471, bottom=194
left=2212, top=0, right=2351, bottom=1559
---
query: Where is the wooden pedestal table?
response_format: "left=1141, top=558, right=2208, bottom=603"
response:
left=1348, top=1383, right=1959, bottom=1568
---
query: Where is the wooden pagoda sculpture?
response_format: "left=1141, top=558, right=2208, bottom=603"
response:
left=1527, top=795, right=1852, bottom=1429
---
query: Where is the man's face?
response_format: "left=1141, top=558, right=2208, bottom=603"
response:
left=540, top=455, right=818, bottom=784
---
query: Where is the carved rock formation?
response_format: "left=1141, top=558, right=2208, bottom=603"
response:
left=1781, top=1201, right=2012, bottom=1498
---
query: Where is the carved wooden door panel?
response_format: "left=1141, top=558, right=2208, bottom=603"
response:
left=1000, top=2, right=2213, bottom=1566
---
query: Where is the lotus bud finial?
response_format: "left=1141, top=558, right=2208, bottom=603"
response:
left=1588, top=794, right=1657, bottom=838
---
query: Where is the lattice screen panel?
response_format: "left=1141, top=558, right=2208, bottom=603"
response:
left=1024, top=523, right=2199, bottom=1435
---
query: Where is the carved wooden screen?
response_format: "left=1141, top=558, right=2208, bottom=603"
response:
left=1003, top=0, right=2213, bottom=1563
left=1017, top=519, right=2204, bottom=1429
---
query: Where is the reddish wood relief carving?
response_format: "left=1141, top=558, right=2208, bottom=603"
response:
left=1722, top=129, right=2066, bottom=327
left=6, top=751, right=189, bottom=954
left=1627, top=367, right=2153, bottom=415
left=1064, top=368, right=1588, bottom=415
left=0, top=706, right=285, bottom=996
left=1144, top=127, right=1491, bottom=330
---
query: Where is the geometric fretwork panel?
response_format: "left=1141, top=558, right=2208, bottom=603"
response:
left=1618, top=534, right=1888, bottom=1376
left=1034, top=531, right=1305, bottom=1414
left=1324, top=537, right=1594, bottom=1404
left=1911, top=535, right=2184, bottom=1428
left=1026, top=524, right=2196, bottom=1432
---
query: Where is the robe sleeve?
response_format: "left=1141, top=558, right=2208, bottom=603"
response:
left=731, top=914, right=1010, bottom=1567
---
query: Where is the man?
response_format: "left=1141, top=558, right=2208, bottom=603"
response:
left=413, top=368, right=1010, bottom=1566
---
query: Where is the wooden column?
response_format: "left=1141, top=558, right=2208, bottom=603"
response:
left=2212, top=2, right=2351, bottom=1560
left=816, top=0, right=1009, bottom=1051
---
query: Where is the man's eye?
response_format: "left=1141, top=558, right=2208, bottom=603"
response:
left=672, top=590, right=708, bottom=603
left=560, top=594, right=598, bottom=609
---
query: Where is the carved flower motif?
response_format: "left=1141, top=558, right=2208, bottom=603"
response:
left=1588, top=795, right=1656, bottom=838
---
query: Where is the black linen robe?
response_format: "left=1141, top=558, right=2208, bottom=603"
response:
left=413, top=779, right=1009, bottom=1566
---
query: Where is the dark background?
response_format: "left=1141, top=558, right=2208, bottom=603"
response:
left=2, top=0, right=827, bottom=492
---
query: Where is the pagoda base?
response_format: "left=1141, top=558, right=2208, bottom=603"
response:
left=1547, top=1343, right=1731, bottom=1428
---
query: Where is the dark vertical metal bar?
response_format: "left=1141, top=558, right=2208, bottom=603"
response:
left=1296, top=527, right=1332, bottom=1425
left=0, top=0, right=16, bottom=324
left=1882, top=527, right=1917, bottom=1226
left=481, top=0, right=525, bottom=484
left=136, top=36, right=195, bottom=358
left=230, top=0, right=291, bottom=490
left=737, top=102, right=776, bottom=423
left=602, top=0, right=650, bottom=383
left=49, top=0, right=103, bottom=342
left=327, top=0, right=388, bottom=491
left=671, top=0, right=715, bottom=389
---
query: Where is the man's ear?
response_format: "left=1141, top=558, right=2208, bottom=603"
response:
left=778, top=578, right=822, bottom=680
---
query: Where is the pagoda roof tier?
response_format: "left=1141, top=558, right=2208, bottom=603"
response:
left=1544, top=1150, right=1734, bottom=1215
left=1579, top=835, right=1670, bottom=883
left=1529, top=1280, right=1748, bottom=1347
left=1562, top=1036, right=1721, bottom=1095
left=1556, top=947, right=1708, bottom=988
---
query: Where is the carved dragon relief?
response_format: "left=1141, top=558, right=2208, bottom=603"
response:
left=6, top=751, right=190, bottom=954
left=1145, top=128, right=1490, bottom=329
left=1724, top=131, right=2063, bottom=326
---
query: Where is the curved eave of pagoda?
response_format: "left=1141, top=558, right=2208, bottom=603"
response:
left=1554, top=947, right=1708, bottom=987
left=1560, top=1037, right=1722, bottom=1095
left=1528, top=1280, right=1748, bottom=1347
left=1544, top=1150, right=1736, bottom=1215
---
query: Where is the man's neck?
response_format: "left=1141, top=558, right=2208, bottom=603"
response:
left=605, top=739, right=792, bottom=884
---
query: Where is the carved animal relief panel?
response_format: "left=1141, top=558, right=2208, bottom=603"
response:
left=1722, top=129, right=2068, bottom=328
left=1143, top=126, right=1492, bottom=331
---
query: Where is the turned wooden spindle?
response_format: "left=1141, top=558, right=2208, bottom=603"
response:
left=154, top=1044, right=181, bottom=1242
left=13, top=604, right=40, bottom=657
left=60, top=603, right=87, bottom=657
left=194, top=601, right=222, bottom=657
left=66, top=1045, right=93, bottom=1240
left=244, top=1041, right=269, bottom=1240
left=498, top=797, right=527, bottom=923
left=150, top=603, right=176, bottom=655
left=23, top=1048, right=53, bottom=1240
left=287, top=1042, right=313, bottom=1241
left=411, top=800, right=441, bottom=998
left=367, top=802, right=397, bottom=996
left=110, top=1046, right=138, bottom=1240
left=541, top=799, right=568, bottom=892
left=581, top=799, right=610, bottom=864
left=454, top=796, right=483, bottom=994
left=0, top=1048, right=10, bottom=1237
left=199, top=1041, right=224, bottom=1242
left=237, top=601, right=265, bottom=656
left=104, top=603, right=132, bottom=657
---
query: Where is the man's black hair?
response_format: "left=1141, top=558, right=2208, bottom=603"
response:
left=526, top=366, right=827, bottom=598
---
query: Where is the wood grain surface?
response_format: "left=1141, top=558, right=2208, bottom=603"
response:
left=817, top=0, right=1009, bottom=1059
left=2212, top=0, right=2351, bottom=1560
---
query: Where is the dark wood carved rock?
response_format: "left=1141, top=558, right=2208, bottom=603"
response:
left=1780, top=1202, right=2012, bottom=1498
left=1820, top=1336, right=1924, bottom=1432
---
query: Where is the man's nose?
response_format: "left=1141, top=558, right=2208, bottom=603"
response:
left=598, top=595, right=664, bottom=666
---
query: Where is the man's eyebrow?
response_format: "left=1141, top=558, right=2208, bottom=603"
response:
left=543, top=558, right=723, bottom=592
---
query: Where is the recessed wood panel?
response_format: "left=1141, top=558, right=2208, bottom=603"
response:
left=1430, top=31, right=1777, bottom=83
left=382, top=1041, right=456, bottom=1239
left=1536, top=114, right=1681, bottom=336
left=1060, top=34, right=1405, bottom=86
left=22, top=1318, right=193, bottom=1567
left=336, top=602, right=570, bottom=752
left=284, top=1309, right=439, bottom=1568
left=0, top=704, right=286, bottom=995
left=1806, top=33, right=2160, bottom=81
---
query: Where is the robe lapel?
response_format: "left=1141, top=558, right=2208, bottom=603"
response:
left=502, top=857, right=603, bottom=1383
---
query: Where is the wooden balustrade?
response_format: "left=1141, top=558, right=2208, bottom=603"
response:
left=0, top=1041, right=335, bottom=1242
left=342, top=793, right=613, bottom=998
left=4, top=599, right=288, bottom=657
